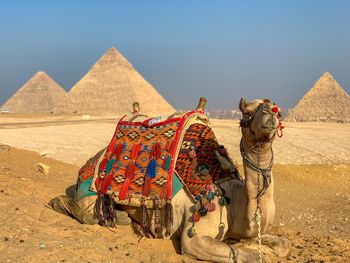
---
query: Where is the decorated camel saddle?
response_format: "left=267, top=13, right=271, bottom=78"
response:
left=76, top=98, right=239, bottom=233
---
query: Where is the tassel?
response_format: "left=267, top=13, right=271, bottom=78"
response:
left=100, top=158, right=117, bottom=193
left=114, top=143, right=124, bottom=161
left=105, top=158, right=115, bottom=174
left=151, top=142, right=162, bottom=159
left=161, top=155, right=172, bottom=171
left=119, top=162, right=135, bottom=200
left=130, top=141, right=141, bottom=159
left=99, top=158, right=108, bottom=171
left=119, top=178, right=131, bottom=200
left=153, top=198, right=162, bottom=238
left=140, top=197, right=150, bottom=237
left=126, top=161, right=136, bottom=177
left=165, top=139, right=171, bottom=152
left=100, top=172, right=114, bottom=194
left=160, top=182, right=168, bottom=199
left=164, top=200, right=173, bottom=236
left=146, top=159, right=157, bottom=178
left=165, top=139, right=175, bottom=153
left=94, top=194, right=116, bottom=227
left=143, top=159, right=157, bottom=196
left=142, top=176, right=152, bottom=196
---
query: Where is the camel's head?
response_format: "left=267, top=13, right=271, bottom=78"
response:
left=239, top=97, right=282, bottom=143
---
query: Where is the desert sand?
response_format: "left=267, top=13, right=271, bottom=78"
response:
left=1, top=114, right=350, bottom=262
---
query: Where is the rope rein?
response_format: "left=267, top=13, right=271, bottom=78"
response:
left=244, top=143, right=265, bottom=263
left=256, top=144, right=263, bottom=263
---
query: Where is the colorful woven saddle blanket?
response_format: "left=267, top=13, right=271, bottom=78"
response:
left=77, top=110, right=233, bottom=208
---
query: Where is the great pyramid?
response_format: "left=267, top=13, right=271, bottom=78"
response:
left=286, top=72, right=350, bottom=123
left=53, top=47, right=175, bottom=116
left=1, top=71, right=66, bottom=113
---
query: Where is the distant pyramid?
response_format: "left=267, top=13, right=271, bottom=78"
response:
left=54, top=47, right=175, bottom=115
left=286, top=72, right=350, bottom=123
left=1, top=71, right=66, bottom=113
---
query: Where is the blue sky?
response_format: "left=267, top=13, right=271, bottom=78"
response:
left=0, top=0, right=349, bottom=109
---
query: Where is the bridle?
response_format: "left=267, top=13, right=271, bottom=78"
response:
left=240, top=102, right=284, bottom=141
left=239, top=101, right=283, bottom=197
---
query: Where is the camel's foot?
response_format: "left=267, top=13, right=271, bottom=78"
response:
left=114, top=210, right=132, bottom=225
left=239, top=234, right=290, bottom=258
left=234, top=247, right=271, bottom=263
left=182, top=234, right=270, bottom=263
left=261, top=234, right=290, bottom=257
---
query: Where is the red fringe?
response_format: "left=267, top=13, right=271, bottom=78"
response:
left=151, top=142, right=162, bottom=159
left=164, top=140, right=170, bottom=152
left=165, top=139, right=175, bottom=153
left=142, top=176, right=152, bottom=196
left=119, top=177, right=131, bottom=200
left=114, top=143, right=123, bottom=161
left=119, top=162, right=135, bottom=200
left=125, top=162, right=135, bottom=179
left=100, top=173, right=114, bottom=194
left=99, top=158, right=108, bottom=171
left=130, top=141, right=141, bottom=159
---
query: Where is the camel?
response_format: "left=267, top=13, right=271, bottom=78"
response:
left=49, top=97, right=290, bottom=262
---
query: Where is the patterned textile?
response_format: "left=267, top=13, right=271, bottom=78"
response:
left=175, top=123, right=231, bottom=195
left=79, top=110, right=232, bottom=208
left=95, top=117, right=181, bottom=205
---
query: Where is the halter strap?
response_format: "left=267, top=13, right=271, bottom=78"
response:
left=240, top=140, right=273, bottom=197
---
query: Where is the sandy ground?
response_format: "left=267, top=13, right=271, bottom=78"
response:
left=1, top=114, right=350, bottom=262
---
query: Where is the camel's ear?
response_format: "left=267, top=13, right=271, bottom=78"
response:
left=239, top=97, right=247, bottom=112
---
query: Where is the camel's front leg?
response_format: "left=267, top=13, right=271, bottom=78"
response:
left=49, top=195, right=131, bottom=225
left=49, top=195, right=98, bottom=224
left=182, top=233, right=270, bottom=263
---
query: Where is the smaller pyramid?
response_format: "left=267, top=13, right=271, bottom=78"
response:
left=286, top=72, right=350, bottom=123
left=1, top=71, right=66, bottom=113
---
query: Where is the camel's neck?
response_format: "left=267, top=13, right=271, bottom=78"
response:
left=226, top=136, right=275, bottom=238
left=241, top=137, right=273, bottom=169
